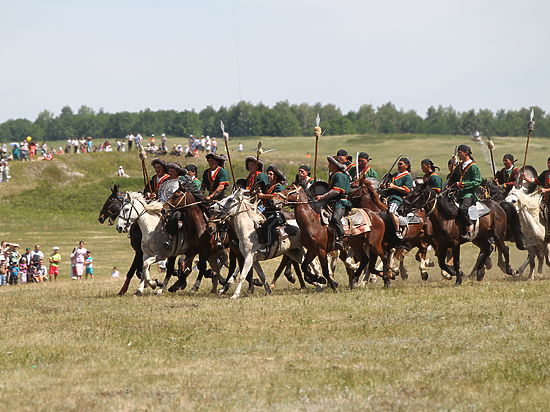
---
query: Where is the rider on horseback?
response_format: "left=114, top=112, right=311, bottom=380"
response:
left=421, top=159, right=443, bottom=193
left=257, top=166, right=287, bottom=254
left=245, top=157, right=268, bottom=194
left=523, top=156, right=550, bottom=239
left=447, top=144, right=482, bottom=241
left=315, top=156, right=352, bottom=251
left=144, top=158, right=170, bottom=199
left=336, top=149, right=357, bottom=180
left=494, top=154, right=519, bottom=195
left=352, top=152, right=378, bottom=187
left=386, top=158, right=414, bottom=239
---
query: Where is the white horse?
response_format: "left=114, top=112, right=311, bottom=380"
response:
left=210, top=188, right=325, bottom=298
left=506, top=187, right=550, bottom=280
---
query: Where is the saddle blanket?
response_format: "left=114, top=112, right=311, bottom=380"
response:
left=343, top=208, right=372, bottom=236
left=468, top=202, right=491, bottom=221
left=406, top=213, right=422, bottom=225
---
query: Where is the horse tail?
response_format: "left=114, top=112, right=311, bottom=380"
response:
left=499, top=201, right=526, bottom=250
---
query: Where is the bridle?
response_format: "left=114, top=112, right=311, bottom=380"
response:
left=277, top=185, right=309, bottom=205
left=118, top=196, right=148, bottom=232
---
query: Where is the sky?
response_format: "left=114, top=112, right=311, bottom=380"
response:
left=1, top=0, right=549, bottom=122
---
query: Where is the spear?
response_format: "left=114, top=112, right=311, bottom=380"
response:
left=136, top=138, right=152, bottom=194
left=487, top=135, right=496, bottom=179
left=355, top=151, right=360, bottom=180
left=521, top=108, right=535, bottom=173
left=313, top=113, right=321, bottom=181
left=220, top=120, right=236, bottom=186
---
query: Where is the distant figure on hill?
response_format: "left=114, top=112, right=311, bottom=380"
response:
left=117, top=166, right=129, bottom=177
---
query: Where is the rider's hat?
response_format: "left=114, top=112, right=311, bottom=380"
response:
left=266, top=165, right=286, bottom=184
left=151, top=158, right=167, bottom=172
left=244, top=156, right=264, bottom=171
left=206, top=152, right=226, bottom=166
left=503, top=154, right=517, bottom=163
left=358, top=152, right=372, bottom=161
left=457, top=144, right=472, bottom=155
left=166, top=162, right=186, bottom=176
left=327, top=155, right=346, bottom=171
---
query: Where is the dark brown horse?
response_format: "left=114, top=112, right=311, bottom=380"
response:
left=98, top=185, right=175, bottom=295
left=277, top=185, right=391, bottom=288
left=349, top=181, right=434, bottom=281
left=404, top=183, right=515, bottom=285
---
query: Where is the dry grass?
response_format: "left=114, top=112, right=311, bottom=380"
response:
left=1, top=133, right=549, bottom=411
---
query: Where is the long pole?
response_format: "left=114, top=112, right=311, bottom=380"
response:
left=487, top=137, right=496, bottom=179
left=137, top=140, right=152, bottom=193
left=521, top=108, right=535, bottom=172
left=313, top=113, right=321, bottom=182
left=220, top=120, right=236, bottom=186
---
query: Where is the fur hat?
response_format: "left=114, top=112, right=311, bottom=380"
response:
left=185, top=164, right=198, bottom=174
left=206, top=152, right=227, bottom=165
left=166, top=162, right=186, bottom=176
left=503, top=154, right=516, bottom=163
left=327, top=156, right=346, bottom=171
left=457, top=144, right=472, bottom=155
left=358, top=152, right=372, bottom=161
left=266, top=165, right=286, bottom=184
left=151, top=158, right=167, bottom=172
left=245, top=156, right=264, bottom=171
left=336, top=149, right=348, bottom=157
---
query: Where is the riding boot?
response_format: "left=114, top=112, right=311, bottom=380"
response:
left=331, top=207, right=346, bottom=250
left=460, top=224, right=474, bottom=241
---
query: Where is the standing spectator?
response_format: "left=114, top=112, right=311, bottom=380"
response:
left=36, top=259, right=48, bottom=282
left=237, top=143, right=243, bottom=152
left=87, top=137, right=93, bottom=152
left=8, top=263, right=19, bottom=285
left=84, top=251, right=94, bottom=280
left=19, top=257, right=28, bottom=283
left=111, top=266, right=120, bottom=279
left=161, top=133, right=167, bottom=152
left=211, top=137, right=218, bottom=153
left=8, top=245, right=20, bottom=267
left=135, top=133, right=142, bottom=148
left=70, top=241, right=87, bottom=280
left=0, top=259, right=7, bottom=286
left=0, top=159, right=10, bottom=182
left=48, top=246, right=61, bottom=281
left=127, top=134, right=134, bottom=151
left=30, top=244, right=44, bottom=268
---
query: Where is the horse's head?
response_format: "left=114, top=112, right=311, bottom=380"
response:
left=98, top=185, right=124, bottom=225
left=404, top=183, right=432, bottom=211
left=116, top=192, right=146, bottom=233
left=209, top=188, right=246, bottom=217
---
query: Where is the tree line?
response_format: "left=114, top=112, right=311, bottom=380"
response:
left=0, top=101, right=548, bottom=142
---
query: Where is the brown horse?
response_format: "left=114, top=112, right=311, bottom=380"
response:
left=349, top=181, right=434, bottom=281
left=404, top=183, right=514, bottom=285
left=276, top=185, right=391, bottom=288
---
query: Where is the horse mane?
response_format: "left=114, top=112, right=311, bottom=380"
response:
left=363, top=180, right=387, bottom=210
left=238, top=192, right=266, bottom=224
left=128, top=192, right=164, bottom=215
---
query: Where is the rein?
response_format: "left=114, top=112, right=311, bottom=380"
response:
left=119, top=197, right=148, bottom=231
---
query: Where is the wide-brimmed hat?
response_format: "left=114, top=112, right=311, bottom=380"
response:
left=166, top=162, right=186, bottom=176
left=151, top=158, right=167, bottom=172
left=327, top=155, right=346, bottom=171
left=206, top=152, right=227, bottom=165
left=457, top=144, right=472, bottom=154
left=503, top=154, right=517, bottom=163
left=266, top=165, right=286, bottom=184
left=245, top=156, right=264, bottom=171
left=185, top=164, right=198, bottom=174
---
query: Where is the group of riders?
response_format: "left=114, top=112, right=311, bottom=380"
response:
left=141, top=144, right=550, bottom=258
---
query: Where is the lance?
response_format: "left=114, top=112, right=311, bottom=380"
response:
left=313, top=113, right=321, bottom=181
left=220, top=120, right=236, bottom=186
left=136, top=139, right=152, bottom=194
left=487, top=136, right=496, bottom=179
left=355, top=151, right=360, bottom=180
left=380, top=153, right=403, bottom=188
left=521, top=108, right=535, bottom=172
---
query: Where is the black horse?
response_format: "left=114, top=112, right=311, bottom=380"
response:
left=98, top=185, right=175, bottom=295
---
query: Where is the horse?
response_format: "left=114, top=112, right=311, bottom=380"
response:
left=209, top=188, right=328, bottom=298
left=349, top=180, right=435, bottom=282
left=404, top=183, right=515, bottom=285
left=506, top=187, right=550, bottom=280
left=98, top=185, right=177, bottom=295
left=276, top=184, right=390, bottom=289
left=161, top=186, right=226, bottom=294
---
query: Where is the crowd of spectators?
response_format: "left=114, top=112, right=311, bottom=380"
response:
left=0, top=240, right=95, bottom=286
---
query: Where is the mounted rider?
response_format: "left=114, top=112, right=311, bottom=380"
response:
left=257, top=166, right=287, bottom=254
left=494, top=154, right=519, bottom=195
left=336, top=149, right=357, bottom=180
left=184, top=164, right=202, bottom=191
left=201, top=153, right=230, bottom=201
left=294, top=164, right=314, bottom=190
left=352, top=152, right=378, bottom=187
left=420, top=159, right=443, bottom=193
left=447, top=144, right=482, bottom=241
left=245, top=156, right=269, bottom=195
left=315, top=156, right=352, bottom=250
left=143, top=158, right=170, bottom=199
left=384, top=158, right=414, bottom=239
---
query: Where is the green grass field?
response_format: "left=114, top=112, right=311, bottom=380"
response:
left=1, top=133, right=549, bottom=411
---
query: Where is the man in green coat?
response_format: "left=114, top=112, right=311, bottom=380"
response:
left=385, top=158, right=414, bottom=239
left=448, top=144, right=482, bottom=241
left=201, top=153, right=230, bottom=201
left=315, top=156, right=352, bottom=250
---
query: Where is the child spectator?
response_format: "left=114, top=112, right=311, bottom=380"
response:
left=9, top=264, right=19, bottom=285
left=111, top=267, right=119, bottom=280
left=71, top=241, right=87, bottom=280
left=35, top=259, right=47, bottom=282
left=48, top=247, right=61, bottom=281
left=0, top=260, right=7, bottom=286
left=85, top=250, right=94, bottom=280
left=19, top=257, right=28, bottom=283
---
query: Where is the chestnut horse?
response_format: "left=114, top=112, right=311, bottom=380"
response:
left=277, top=185, right=391, bottom=288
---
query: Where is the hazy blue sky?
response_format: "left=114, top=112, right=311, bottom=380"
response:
left=1, top=0, right=549, bottom=122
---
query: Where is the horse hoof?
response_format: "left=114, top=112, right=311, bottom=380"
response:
left=230, top=294, right=239, bottom=299
left=155, top=289, right=163, bottom=295
left=189, top=287, right=198, bottom=294
left=134, top=290, right=143, bottom=296
left=421, top=271, right=429, bottom=281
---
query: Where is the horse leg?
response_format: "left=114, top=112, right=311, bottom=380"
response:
left=321, top=249, right=339, bottom=291
left=253, top=261, right=272, bottom=295
left=231, top=254, right=254, bottom=299
left=270, top=256, right=287, bottom=289
left=156, top=256, right=176, bottom=295
left=190, top=258, right=206, bottom=293
left=437, top=245, right=456, bottom=279
left=301, top=249, right=321, bottom=285
left=292, top=260, right=307, bottom=289
left=168, top=256, right=191, bottom=292
left=416, top=247, right=429, bottom=281
left=118, top=252, right=140, bottom=295
left=495, top=238, right=515, bottom=277
left=136, top=256, right=156, bottom=295
left=351, top=248, right=369, bottom=289
left=452, top=246, right=462, bottom=286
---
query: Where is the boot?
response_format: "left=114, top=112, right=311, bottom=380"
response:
left=334, top=237, right=345, bottom=251
left=460, top=225, right=474, bottom=241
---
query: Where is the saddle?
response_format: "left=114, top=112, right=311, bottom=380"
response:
left=320, top=208, right=372, bottom=236
left=468, top=202, right=491, bottom=221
